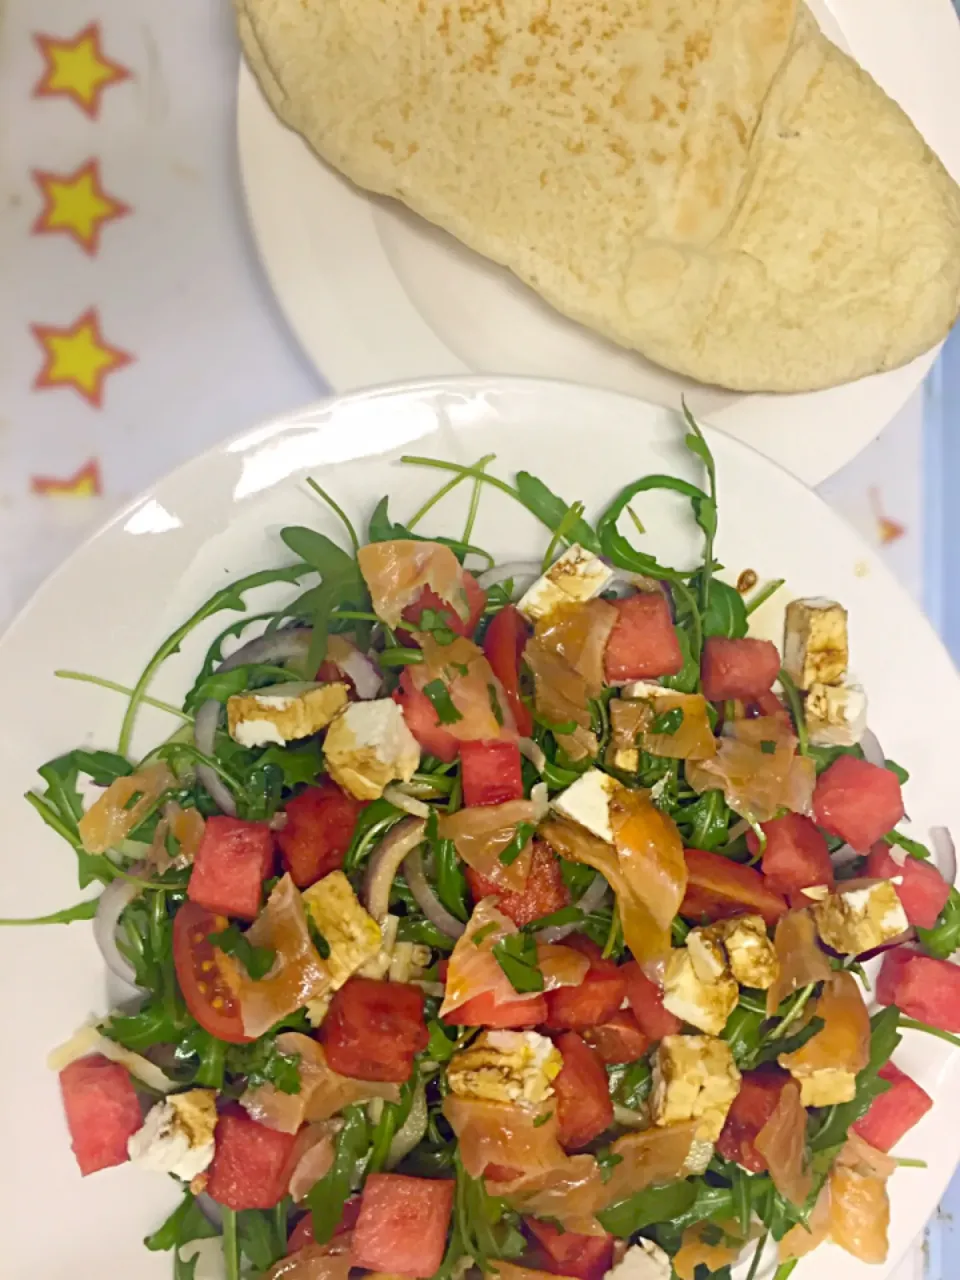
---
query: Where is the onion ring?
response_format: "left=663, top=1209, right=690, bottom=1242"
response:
left=476, top=562, right=541, bottom=593
left=93, top=878, right=143, bottom=987
left=931, top=826, right=957, bottom=886
left=362, top=817, right=427, bottom=920
left=382, top=786, right=432, bottom=819
left=404, top=847, right=467, bottom=939
left=387, top=1079, right=428, bottom=1168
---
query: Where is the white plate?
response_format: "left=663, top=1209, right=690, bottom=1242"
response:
left=236, top=0, right=960, bottom=487
left=0, top=375, right=958, bottom=1278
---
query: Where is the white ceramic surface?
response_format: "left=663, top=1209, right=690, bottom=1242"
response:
left=1, top=377, right=958, bottom=1278
left=235, top=0, right=960, bottom=487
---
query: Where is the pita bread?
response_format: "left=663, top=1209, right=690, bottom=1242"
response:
left=237, top=0, right=960, bottom=392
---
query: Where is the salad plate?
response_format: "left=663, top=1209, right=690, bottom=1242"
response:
left=1, top=375, right=959, bottom=1280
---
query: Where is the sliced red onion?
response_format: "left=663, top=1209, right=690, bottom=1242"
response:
left=537, top=874, right=611, bottom=942
left=197, top=1193, right=223, bottom=1230
left=518, top=737, right=547, bottom=774
left=336, top=647, right=382, bottom=700
left=404, top=847, right=467, bottom=939
left=382, top=785, right=432, bottom=819
left=476, top=561, right=541, bottom=593
left=363, top=817, right=427, bottom=920
left=387, top=1079, right=428, bottom=1168
left=830, top=842, right=862, bottom=871
left=94, top=878, right=143, bottom=987
left=931, top=827, right=957, bottom=885
left=860, top=727, right=886, bottom=768
left=857, top=927, right=917, bottom=963
left=530, top=782, right=549, bottom=822
left=194, top=627, right=312, bottom=814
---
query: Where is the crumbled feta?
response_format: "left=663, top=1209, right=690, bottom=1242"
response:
left=712, top=915, right=780, bottom=991
left=779, top=1061, right=857, bottom=1108
left=128, top=1089, right=218, bottom=1180
left=651, top=1035, right=741, bottom=1145
left=389, top=940, right=433, bottom=984
left=805, top=681, right=868, bottom=748
left=606, top=1239, right=671, bottom=1280
left=686, top=929, right=728, bottom=983
left=227, top=681, right=349, bottom=747
left=517, top=544, right=615, bottom=623
left=662, top=948, right=738, bottom=1036
left=359, top=913, right=400, bottom=980
left=812, top=881, right=908, bottom=956
left=783, top=598, right=848, bottom=690
left=447, top=1030, right=563, bottom=1105
left=323, top=698, right=421, bottom=800
left=550, top=768, right=620, bottom=843
left=301, top=871, right=382, bottom=987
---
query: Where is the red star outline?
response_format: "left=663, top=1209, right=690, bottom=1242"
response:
left=31, top=307, right=135, bottom=409
left=33, top=22, right=131, bottom=120
left=31, top=159, right=132, bottom=257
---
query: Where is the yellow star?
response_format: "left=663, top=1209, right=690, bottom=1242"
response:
left=31, top=309, right=134, bottom=408
left=32, top=160, right=130, bottom=257
left=33, top=23, right=131, bottom=119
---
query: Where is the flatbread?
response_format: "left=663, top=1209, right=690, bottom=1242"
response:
left=237, top=0, right=960, bottom=393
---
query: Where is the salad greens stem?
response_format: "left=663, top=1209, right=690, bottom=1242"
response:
left=0, top=898, right=98, bottom=927
left=55, top=670, right=193, bottom=722
left=462, top=456, right=494, bottom=546
left=896, top=1157, right=928, bottom=1169
left=899, top=1017, right=960, bottom=1049
left=777, top=669, right=809, bottom=756
left=402, top=455, right=523, bottom=507
left=681, top=402, right=717, bottom=611
left=744, top=1232, right=768, bottom=1280
left=746, top=578, right=786, bottom=616
left=773, top=1261, right=798, bottom=1280
left=407, top=454, right=496, bottom=530
left=542, top=501, right=586, bottom=572
left=221, top=1207, right=240, bottom=1280
left=306, top=476, right=360, bottom=553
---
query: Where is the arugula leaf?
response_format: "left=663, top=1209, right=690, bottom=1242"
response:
left=426, top=809, right=468, bottom=922
left=500, top=821, right=537, bottom=867
left=367, top=496, right=494, bottom=566
left=596, top=474, right=707, bottom=582
left=806, top=742, right=864, bottom=773
left=696, top=576, right=748, bottom=640
left=450, top=1152, right=526, bottom=1274
left=306, top=1105, right=370, bottom=1244
left=145, top=1191, right=219, bottom=1252
left=281, top=526, right=370, bottom=673
left=886, top=830, right=931, bottom=861
left=521, top=905, right=585, bottom=933
left=344, top=798, right=406, bottom=872
left=209, top=924, right=277, bottom=981
left=606, top=1059, right=653, bottom=1110
left=422, top=679, right=464, bottom=724
left=118, top=564, right=311, bottom=754
left=514, top=472, right=601, bottom=554
left=236, top=1206, right=289, bottom=1271
left=884, top=758, right=910, bottom=785
left=253, top=739, right=326, bottom=789
left=308, top=917, right=332, bottom=959
left=492, top=931, right=544, bottom=993
left=597, top=1178, right=697, bottom=1237
left=917, top=886, right=960, bottom=959
left=660, top=580, right=703, bottom=694
left=0, top=897, right=98, bottom=927
left=426, top=1018, right=460, bottom=1062
left=650, top=707, right=684, bottom=736
left=777, top=670, right=809, bottom=757
left=594, top=1148, right=624, bottom=1184
left=811, top=1007, right=901, bottom=1150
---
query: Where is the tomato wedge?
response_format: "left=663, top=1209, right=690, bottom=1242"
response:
left=483, top=605, right=533, bottom=737
left=173, top=901, right=252, bottom=1044
left=681, top=848, right=788, bottom=926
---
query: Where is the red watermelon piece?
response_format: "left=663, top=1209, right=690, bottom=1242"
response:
left=276, top=780, right=365, bottom=888
left=59, top=1054, right=143, bottom=1176
left=700, top=637, right=781, bottom=702
left=352, top=1174, right=455, bottom=1277
left=465, top=841, right=569, bottom=927
left=542, top=936, right=626, bottom=1031
left=621, top=961, right=683, bottom=1040
left=206, top=1106, right=297, bottom=1210
left=460, top=740, right=524, bottom=807
left=583, top=1009, right=650, bottom=1064
left=525, top=1217, right=615, bottom=1280
left=852, top=1063, right=932, bottom=1152
left=866, top=842, right=952, bottom=930
left=393, top=672, right=459, bottom=762
left=877, top=948, right=960, bottom=1033
left=603, top=593, right=682, bottom=683
left=187, top=816, right=275, bottom=920
left=813, top=756, right=904, bottom=853
left=321, top=977, right=428, bottom=1082
left=552, top=1031, right=614, bottom=1150
left=750, top=813, right=835, bottom=898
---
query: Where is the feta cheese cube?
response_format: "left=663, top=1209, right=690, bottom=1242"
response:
left=447, top=1030, right=563, bottom=1105
left=714, top=915, right=779, bottom=991
left=606, top=1240, right=671, bottom=1280
left=662, top=948, right=738, bottom=1035
left=323, top=698, right=421, bottom=800
left=779, top=1062, right=857, bottom=1108
left=550, top=768, right=620, bottom=843
left=389, top=940, right=433, bottom=984
left=128, top=1089, right=218, bottom=1180
left=812, top=881, right=908, bottom=955
left=301, top=871, right=382, bottom=987
left=805, top=681, right=868, bottom=748
left=517, top=544, right=615, bottom=623
left=783, top=598, right=848, bottom=690
left=227, top=682, right=349, bottom=748
left=651, top=1035, right=740, bottom=1143
left=686, top=930, right=728, bottom=983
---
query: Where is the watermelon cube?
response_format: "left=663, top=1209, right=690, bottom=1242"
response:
left=525, top=1216, right=615, bottom=1280
left=700, top=637, right=781, bottom=702
left=621, top=960, right=682, bottom=1040
left=543, top=937, right=626, bottom=1031
left=352, top=1174, right=455, bottom=1277
left=717, top=1066, right=789, bottom=1174
left=59, top=1054, right=143, bottom=1176
left=813, top=756, right=904, bottom=852
left=750, top=813, right=835, bottom=897
left=321, top=977, right=428, bottom=1082
left=552, top=1031, right=614, bottom=1149
left=188, top=816, right=275, bottom=920
left=276, top=779, right=366, bottom=888
left=866, top=842, right=952, bottom=929
left=206, top=1106, right=298, bottom=1210
left=446, top=990, right=547, bottom=1028
left=852, top=1063, right=932, bottom=1152
left=393, top=673, right=459, bottom=762
left=603, top=593, right=682, bottom=682
left=877, top=948, right=960, bottom=1032
left=465, top=841, right=569, bottom=927
left=460, top=740, right=524, bottom=807
left=582, top=1010, right=650, bottom=1064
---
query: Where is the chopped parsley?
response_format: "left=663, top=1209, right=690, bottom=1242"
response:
left=208, top=925, right=276, bottom=981
left=499, top=821, right=536, bottom=867
left=423, top=679, right=464, bottom=724
left=492, top=931, right=544, bottom=994
left=650, top=707, right=684, bottom=736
